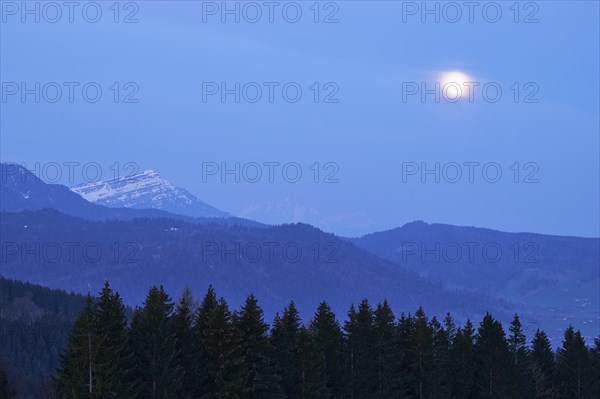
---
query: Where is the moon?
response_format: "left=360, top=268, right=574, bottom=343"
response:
left=439, top=71, right=472, bottom=86
left=439, top=71, right=473, bottom=100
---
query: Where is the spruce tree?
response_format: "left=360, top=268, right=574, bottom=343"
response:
left=343, top=304, right=358, bottom=399
left=310, top=301, right=346, bottom=399
left=430, top=316, right=450, bottom=398
left=440, top=313, right=457, bottom=397
left=130, top=286, right=182, bottom=398
left=530, top=329, right=558, bottom=398
left=195, top=286, right=244, bottom=398
left=443, top=313, right=456, bottom=343
left=234, top=295, right=283, bottom=399
left=531, top=329, right=555, bottom=378
left=452, top=320, right=477, bottom=399
left=396, top=313, right=414, bottom=398
left=94, top=282, right=139, bottom=398
left=344, top=299, right=377, bottom=399
left=473, top=313, right=510, bottom=399
left=295, top=326, right=331, bottom=399
left=373, top=300, right=399, bottom=398
left=407, top=307, right=434, bottom=399
left=172, top=286, right=198, bottom=398
left=508, top=314, right=533, bottom=398
left=555, top=326, right=593, bottom=398
left=271, top=302, right=302, bottom=398
left=55, top=294, right=99, bottom=398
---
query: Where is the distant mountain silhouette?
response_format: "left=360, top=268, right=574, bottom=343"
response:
left=351, top=221, right=600, bottom=342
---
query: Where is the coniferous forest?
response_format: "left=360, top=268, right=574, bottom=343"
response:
left=2, top=282, right=597, bottom=399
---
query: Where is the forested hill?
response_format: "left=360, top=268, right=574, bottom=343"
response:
left=0, top=277, right=87, bottom=398
left=0, top=278, right=135, bottom=398
left=0, top=209, right=512, bottom=328
left=350, top=221, right=600, bottom=343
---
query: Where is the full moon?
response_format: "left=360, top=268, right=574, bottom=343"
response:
left=439, top=71, right=472, bottom=87
left=438, top=71, right=473, bottom=100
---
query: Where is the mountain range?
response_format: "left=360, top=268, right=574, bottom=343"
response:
left=351, top=222, right=599, bottom=341
left=71, top=169, right=229, bottom=218
left=0, top=163, right=258, bottom=227
left=0, top=209, right=510, bottom=325
left=0, top=162, right=598, bottom=344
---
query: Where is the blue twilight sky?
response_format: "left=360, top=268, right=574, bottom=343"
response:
left=1, top=1, right=599, bottom=237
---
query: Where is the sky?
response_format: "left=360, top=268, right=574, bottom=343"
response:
left=1, top=1, right=599, bottom=237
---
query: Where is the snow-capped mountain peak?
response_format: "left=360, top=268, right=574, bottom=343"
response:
left=71, top=170, right=229, bottom=218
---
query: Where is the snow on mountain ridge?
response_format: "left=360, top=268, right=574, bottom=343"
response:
left=71, top=170, right=229, bottom=218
